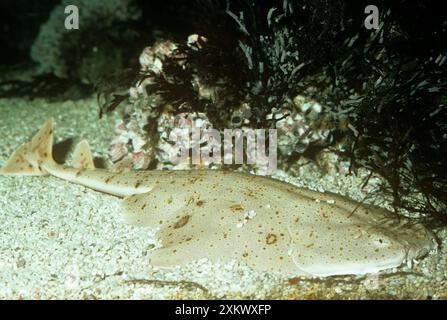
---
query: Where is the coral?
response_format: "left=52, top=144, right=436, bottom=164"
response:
left=272, top=95, right=331, bottom=156
left=107, top=33, right=338, bottom=173
left=106, top=34, right=330, bottom=173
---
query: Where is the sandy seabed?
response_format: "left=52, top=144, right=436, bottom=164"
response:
left=0, top=97, right=445, bottom=299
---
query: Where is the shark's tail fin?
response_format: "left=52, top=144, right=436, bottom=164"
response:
left=0, top=118, right=55, bottom=175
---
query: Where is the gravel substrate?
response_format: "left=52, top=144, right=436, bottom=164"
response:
left=0, top=97, right=445, bottom=299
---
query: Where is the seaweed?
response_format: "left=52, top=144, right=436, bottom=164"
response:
left=338, top=1, right=447, bottom=225
left=96, top=67, right=140, bottom=117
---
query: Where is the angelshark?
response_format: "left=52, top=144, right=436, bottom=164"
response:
left=0, top=119, right=437, bottom=277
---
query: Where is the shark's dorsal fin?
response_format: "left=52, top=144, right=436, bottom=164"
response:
left=0, top=118, right=54, bottom=175
left=72, top=140, right=95, bottom=170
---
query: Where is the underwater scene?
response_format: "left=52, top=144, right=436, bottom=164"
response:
left=0, top=0, right=446, bottom=300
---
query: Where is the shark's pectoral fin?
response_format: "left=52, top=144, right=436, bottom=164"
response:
left=147, top=199, right=300, bottom=274
left=72, top=140, right=95, bottom=170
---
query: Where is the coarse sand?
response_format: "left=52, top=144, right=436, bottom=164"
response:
left=0, top=97, right=445, bottom=299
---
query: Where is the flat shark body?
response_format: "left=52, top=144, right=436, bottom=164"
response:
left=0, top=119, right=438, bottom=277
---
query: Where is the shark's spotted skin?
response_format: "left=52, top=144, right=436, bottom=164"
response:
left=0, top=119, right=438, bottom=277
